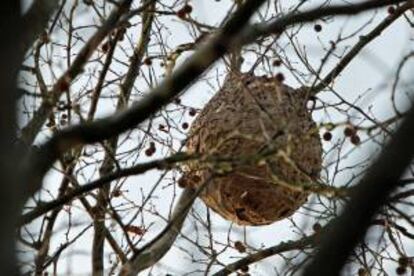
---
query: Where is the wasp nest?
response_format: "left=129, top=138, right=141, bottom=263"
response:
left=180, top=73, right=322, bottom=226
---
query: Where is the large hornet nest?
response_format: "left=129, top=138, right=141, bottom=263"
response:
left=180, top=73, right=322, bottom=226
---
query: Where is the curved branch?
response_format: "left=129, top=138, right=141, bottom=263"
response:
left=91, top=1, right=156, bottom=274
left=309, top=2, right=413, bottom=95
left=119, top=177, right=213, bottom=275
left=19, top=152, right=195, bottom=226
left=20, top=0, right=267, bottom=206
left=21, top=139, right=354, bottom=225
left=237, top=0, right=408, bottom=46
left=21, top=0, right=408, bottom=204
left=20, top=0, right=134, bottom=144
left=21, top=0, right=60, bottom=55
left=303, top=106, right=414, bottom=275
left=213, top=235, right=316, bottom=276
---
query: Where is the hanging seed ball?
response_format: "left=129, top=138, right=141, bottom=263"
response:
left=312, top=222, right=322, bottom=232
left=344, top=125, right=356, bottom=137
left=234, top=241, right=246, bottom=253
left=388, top=6, right=396, bottom=14
left=396, top=266, right=407, bottom=275
left=182, top=4, right=193, bottom=14
left=179, top=73, right=322, bottom=225
left=272, top=59, right=282, bottom=67
left=182, top=122, right=189, bottom=130
left=177, top=177, right=187, bottom=188
left=189, top=108, right=197, bottom=116
left=144, top=147, right=155, bottom=157
left=177, top=4, right=193, bottom=19
left=323, top=131, right=332, bottom=141
left=143, top=57, right=152, bottom=66
left=176, top=10, right=186, bottom=19
left=314, top=24, right=322, bottom=32
left=101, top=41, right=110, bottom=53
left=350, top=134, right=361, bottom=145
left=398, top=257, right=410, bottom=267
left=275, top=72, right=285, bottom=83
left=176, top=8, right=187, bottom=19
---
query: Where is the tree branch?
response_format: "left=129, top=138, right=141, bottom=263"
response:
left=20, top=0, right=133, bottom=145
left=0, top=1, right=23, bottom=274
left=303, top=105, right=414, bottom=275
left=309, top=2, right=413, bottom=95
left=19, top=152, right=196, bottom=226
left=20, top=0, right=267, bottom=209
left=20, top=0, right=60, bottom=56
left=22, top=0, right=407, bottom=205
left=238, top=0, right=408, bottom=46
left=91, top=2, right=156, bottom=273
left=213, top=234, right=315, bottom=276
left=119, top=177, right=213, bottom=275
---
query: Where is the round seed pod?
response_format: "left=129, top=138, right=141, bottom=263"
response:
left=180, top=73, right=322, bottom=226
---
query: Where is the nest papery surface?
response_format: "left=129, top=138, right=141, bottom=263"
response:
left=182, top=73, right=322, bottom=226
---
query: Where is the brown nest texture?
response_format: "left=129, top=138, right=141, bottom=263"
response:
left=180, top=73, right=322, bottom=226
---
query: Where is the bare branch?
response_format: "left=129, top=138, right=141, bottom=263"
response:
left=21, top=0, right=60, bottom=55
left=303, top=106, right=414, bottom=275
left=13, top=0, right=414, bottom=274
left=22, top=0, right=408, bottom=204
left=119, top=177, right=213, bottom=275
left=20, top=0, right=267, bottom=207
left=213, top=235, right=315, bottom=276
left=19, top=152, right=195, bottom=226
left=20, top=0, right=133, bottom=144
left=309, top=2, right=413, bottom=95
left=237, top=0, right=408, bottom=46
left=91, top=2, right=156, bottom=273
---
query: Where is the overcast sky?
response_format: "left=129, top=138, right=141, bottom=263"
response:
left=19, top=0, right=414, bottom=275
